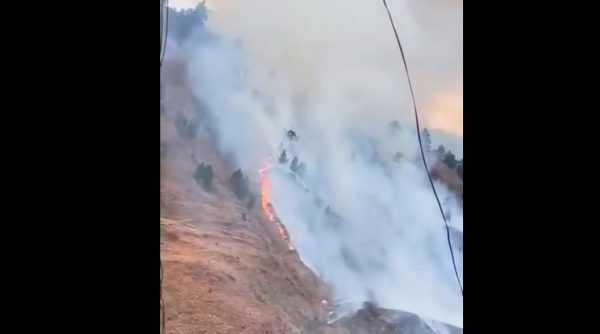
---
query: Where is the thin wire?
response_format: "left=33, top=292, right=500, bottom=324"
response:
left=160, top=1, right=169, bottom=329
left=380, top=0, right=463, bottom=296
left=160, top=0, right=164, bottom=50
left=160, top=0, right=169, bottom=67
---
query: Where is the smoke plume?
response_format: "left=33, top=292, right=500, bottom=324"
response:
left=176, top=0, right=463, bottom=328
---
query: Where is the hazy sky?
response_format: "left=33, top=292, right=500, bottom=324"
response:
left=168, top=0, right=462, bottom=159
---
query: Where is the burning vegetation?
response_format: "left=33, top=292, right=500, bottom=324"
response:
left=258, top=165, right=295, bottom=251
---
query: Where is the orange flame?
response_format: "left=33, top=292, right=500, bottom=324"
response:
left=258, top=167, right=275, bottom=222
left=258, top=165, right=295, bottom=251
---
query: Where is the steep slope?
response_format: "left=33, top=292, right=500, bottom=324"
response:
left=161, top=58, right=334, bottom=334
left=160, top=57, right=463, bottom=334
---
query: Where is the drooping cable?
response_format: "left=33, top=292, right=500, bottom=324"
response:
left=380, top=0, right=463, bottom=296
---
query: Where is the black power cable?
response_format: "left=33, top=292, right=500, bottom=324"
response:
left=160, top=0, right=169, bottom=67
left=380, top=0, right=463, bottom=296
left=160, top=0, right=164, bottom=49
left=160, top=3, right=168, bottom=331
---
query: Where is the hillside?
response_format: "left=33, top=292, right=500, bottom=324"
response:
left=431, top=160, right=463, bottom=206
left=160, top=57, right=463, bottom=334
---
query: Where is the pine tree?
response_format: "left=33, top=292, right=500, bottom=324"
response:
left=193, top=163, right=214, bottom=191
left=422, top=128, right=432, bottom=151
left=290, top=156, right=299, bottom=172
left=443, top=151, right=458, bottom=169
left=278, top=150, right=288, bottom=164
left=436, top=145, right=446, bottom=159
left=230, top=169, right=249, bottom=199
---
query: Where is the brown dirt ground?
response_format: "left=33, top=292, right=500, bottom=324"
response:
left=161, top=58, right=338, bottom=334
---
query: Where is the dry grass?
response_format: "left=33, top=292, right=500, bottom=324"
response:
left=161, top=60, right=334, bottom=333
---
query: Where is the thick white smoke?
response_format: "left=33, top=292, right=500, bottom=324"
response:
left=181, top=0, right=463, bottom=328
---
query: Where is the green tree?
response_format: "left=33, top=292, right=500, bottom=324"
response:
left=278, top=150, right=288, bottom=164
left=443, top=151, right=458, bottom=169
left=290, top=156, right=299, bottom=172
left=287, top=130, right=298, bottom=140
left=175, top=114, right=199, bottom=140
left=422, top=128, right=432, bottom=151
left=193, top=163, right=214, bottom=191
left=436, top=145, right=446, bottom=159
left=230, top=169, right=249, bottom=199
left=290, top=156, right=307, bottom=176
